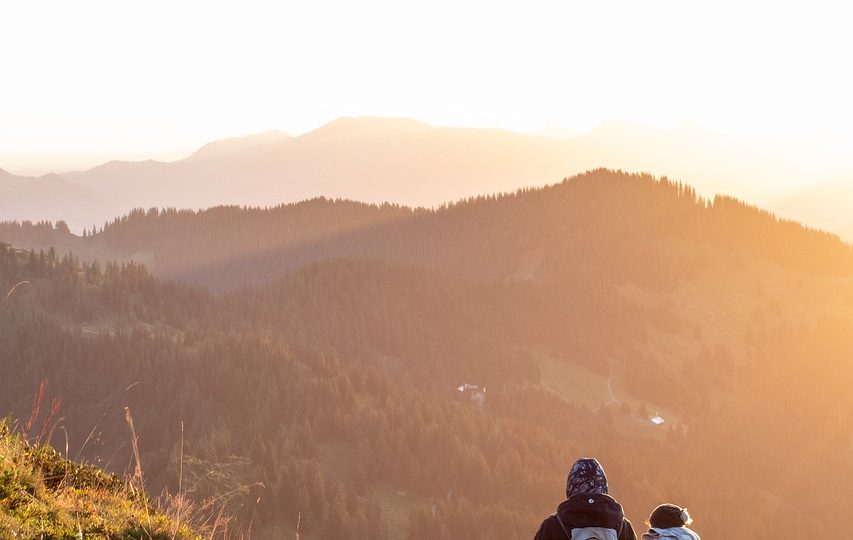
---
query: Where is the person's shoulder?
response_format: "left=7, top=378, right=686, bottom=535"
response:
left=535, top=513, right=561, bottom=539
left=619, top=516, right=638, bottom=540
left=537, top=512, right=558, bottom=529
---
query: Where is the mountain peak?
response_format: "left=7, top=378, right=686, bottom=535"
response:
left=38, top=172, right=66, bottom=182
left=301, top=116, right=433, bottom=141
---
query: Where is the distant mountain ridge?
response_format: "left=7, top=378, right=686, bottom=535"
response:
left=3, top=116, right=851, bottom=240
left=3, top=169, right=850, bottom=294
left=185, top=129, right=292, bottom=161
left=0, top=168, right=100, bottom=227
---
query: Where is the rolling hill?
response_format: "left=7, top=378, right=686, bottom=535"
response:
left=1, top=170, right=852, bottom=538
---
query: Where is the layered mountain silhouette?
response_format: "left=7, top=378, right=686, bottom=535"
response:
left=4, top=117, right=851, bottom=240
left=5, top=169, right=850, bottom=293
left=0, top=168, right=100, bottom=227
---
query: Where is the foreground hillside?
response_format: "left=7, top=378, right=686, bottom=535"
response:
left=2, top=170, right=853, bottom=538
left=0, top=424, right=200, bottom=538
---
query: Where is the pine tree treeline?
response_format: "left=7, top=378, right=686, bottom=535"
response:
left=3, top=169, right=850, bottom=293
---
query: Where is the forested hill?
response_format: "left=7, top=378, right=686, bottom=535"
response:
left=2, top=170, right=853, bottom=538
left=2, top=169, right=851, bottom=293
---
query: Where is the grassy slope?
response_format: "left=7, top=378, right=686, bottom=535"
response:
left=0, top=423, right=199, bottom=539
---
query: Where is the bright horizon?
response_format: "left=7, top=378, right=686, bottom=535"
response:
left=2, top=0, right=853, bottom=178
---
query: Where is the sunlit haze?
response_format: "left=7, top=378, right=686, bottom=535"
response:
left=2, top=1, right=852, bottom=177
left=3, top=3, right=853, bottom=538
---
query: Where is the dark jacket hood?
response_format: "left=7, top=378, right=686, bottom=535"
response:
left=556, top=493, right=625, bottom=532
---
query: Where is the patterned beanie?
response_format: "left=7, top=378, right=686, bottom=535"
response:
left=566, top=457, right=609, bottom=498
left=649, top=503, right=692, bottom=528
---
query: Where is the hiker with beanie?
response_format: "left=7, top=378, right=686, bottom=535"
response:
left=534, top=457, right=637, bottom=540
left=641, top=504, right=700, bottom=540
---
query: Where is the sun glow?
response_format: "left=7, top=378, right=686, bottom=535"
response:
left=1, top=0, right=851, bottom=173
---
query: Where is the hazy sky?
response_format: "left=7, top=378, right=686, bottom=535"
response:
left=2, top=0, right=852, bottom=174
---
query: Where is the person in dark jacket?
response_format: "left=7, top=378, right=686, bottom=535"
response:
left=534, top=458, right=637, bottom=540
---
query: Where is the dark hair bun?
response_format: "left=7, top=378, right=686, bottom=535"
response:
left=649, top=504, right=692, bottom=528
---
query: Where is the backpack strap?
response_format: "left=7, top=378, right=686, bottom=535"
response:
left=555, top=512, right=572, bottom=539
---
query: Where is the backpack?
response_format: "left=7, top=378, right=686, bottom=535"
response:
left=556, top=518, right=618, bottom=540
